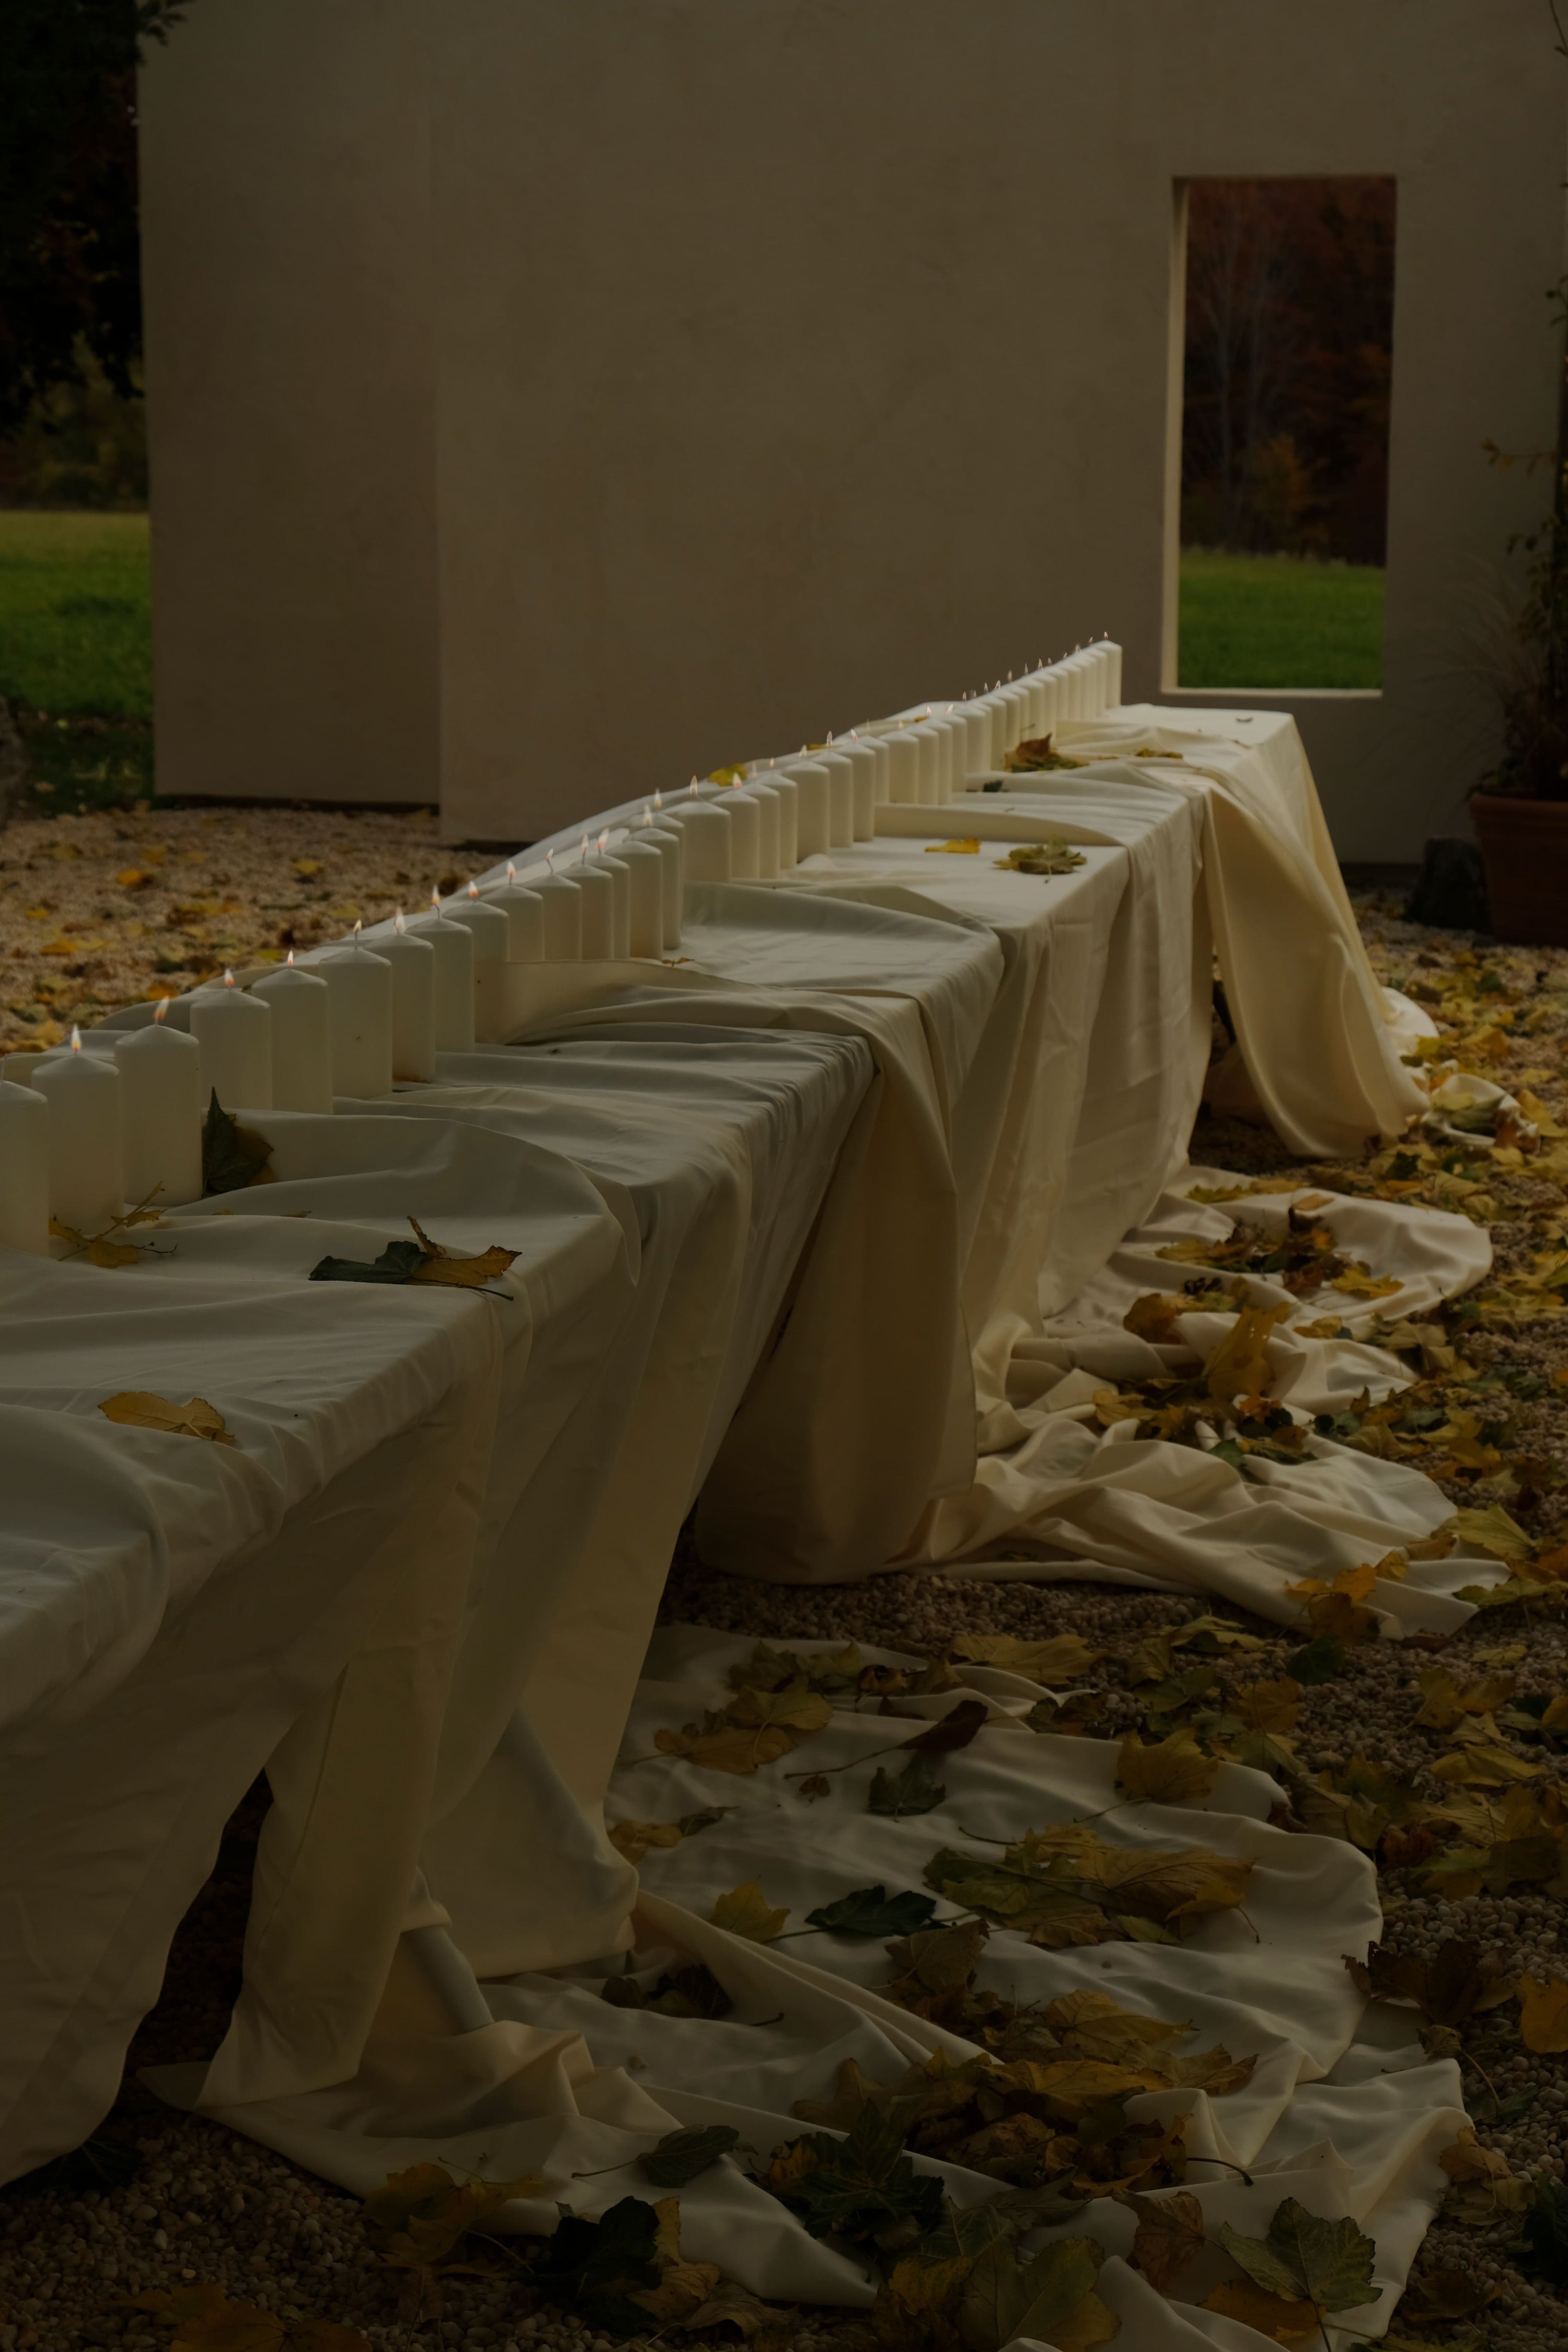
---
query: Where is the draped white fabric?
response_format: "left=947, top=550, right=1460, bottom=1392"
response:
left=0, top=708, right=1488, bottom=2349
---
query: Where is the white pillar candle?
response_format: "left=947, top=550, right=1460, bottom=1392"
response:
left=567, top=848, right=617, bottom=957
left=113, top=1009, right=204, bottom=1205
left=34, top=1031, right=124, bottom=1233
left=881, top=728, right=920, bottom=803
left=815, top=750, right=857, bottom=845
left=1032, top=672, right=1062, bottom=741
left=0, top=1080, right=49, bottom=1253
left=638, top=812, right=685, bottom=947
left=318, top=938, right=395, bottom=1093
left=999, top=682, right=1033, bottom=747
left=406, top=905, right=476, bottom=1049
left=190, top=971, right=273, bottom=1111
left=748, top=768, right=799, bottom=866
left=954, top=702, right=992, bottom=776
left=907, top=723, right=942, bottom=803
left=585, top=840, right=632, bottom=958
left=1061, top=653, right=1093, bottom=719
left=730, top=782, right=780, bottom=875
left=483, top=866, right=545, bottom=960
left=378, top=915, right=438, bottom=1081
left=445, top=885, right=511, bottom=1039
left=1102, top=638, right=1124, bottom=709
left=531, top=866, right=584, bottom=959
left=661, top=796, right=732, bottom=882
left=832, top=740, right=878, bottom=836
left=711, top=788, right=760, bottom=878
left=933, top=716, right=969, bottom=795
left=611, top=833, right=667, bottom=955
left=858, top=733, right=891, bottom=805
left=782, top=760, right=832, bottom=856
left=250, top=958, right=333, bottom=1115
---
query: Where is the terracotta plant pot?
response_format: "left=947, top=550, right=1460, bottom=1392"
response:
left=1470, top=791, right=1568, bottom=947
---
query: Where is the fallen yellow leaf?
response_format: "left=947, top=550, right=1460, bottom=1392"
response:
left=1519, top=1974, right=1568, bottom=2052
left=710, top=1878, right=790, bottom=1941
left=99, top=1392, right=236, bottom=1446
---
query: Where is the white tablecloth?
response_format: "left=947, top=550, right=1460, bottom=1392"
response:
left=0, top=708, right=1488, bottom=2347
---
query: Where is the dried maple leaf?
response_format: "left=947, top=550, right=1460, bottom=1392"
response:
left=950, top=1632, right=1101, bottom=1683
left=99, top=1391, right=236, bottom=1446
left=1115, top=1726, right=1220, bottom=1804
left=1216, top=2197, right=1376, bottom=2315
left=923, top=838, right=980, bottom=854
left=1229, top=1677, right=1301, bottom=1733
left=1202, top=2278, right=1320, bottom=2342
left=653, top=1720, right=799, bottom=1774
left=134, top=2285, right=371, bottom=2352
left=1203, top=1299, right=1293, bottom=1407
left=956, top=2236, right=1116, bottom=2352
left=1519, top=1973, right=1568, bottom=2051
left=606, top=1807, right=729, bottom=1863
left=710, top=1878, right=790, bottom=1941
left=361, top=2162, right=540, bottom=2268
left=1120, top=2185, right=1206, bottom=2292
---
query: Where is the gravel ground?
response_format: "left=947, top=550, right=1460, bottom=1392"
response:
left=5, top=864, right=1568, bottom=2350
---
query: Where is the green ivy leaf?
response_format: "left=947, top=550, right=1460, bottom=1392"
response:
left=1216, top=2196, right=1377, bottom=2313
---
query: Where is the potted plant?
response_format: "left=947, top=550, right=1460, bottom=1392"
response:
left=1470, top=284, right=1568, bottom=943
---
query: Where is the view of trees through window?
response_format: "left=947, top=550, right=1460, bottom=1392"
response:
left=1177, top=176, right=1396, bottom=690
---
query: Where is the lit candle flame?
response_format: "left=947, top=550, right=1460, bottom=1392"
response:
left=653, top=789, right=664, bottom=810
left=580, top=835, right=591, bottom=861
left=507, top=860, right=517, bottom=883
left=546, top=848, right=556, bottom=870
left=353, top=919, right=362, bottom=938
left=597, top=831, right=608, bottom=852
left=468, top=880, right=480, bottom=898
left=430, top=885, right=441, bottom=910
left=153, top=998, right=168, bottom=1024
left=687, top=778, right=699, bottom=797
left=286, top=949, right=296, bottom=966
left=395, top=908, right=407, bottom=932
left=70, top=1024, right=82, bottom=1052
left=223, top=968, right=236, bottom=988
left=641, top=804, right=654, bottom=826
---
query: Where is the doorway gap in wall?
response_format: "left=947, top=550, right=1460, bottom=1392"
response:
left=1171, top=175, right=1396, bottom=694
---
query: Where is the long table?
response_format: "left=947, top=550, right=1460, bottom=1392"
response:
left=0, top=709, right=1485, bottom=2347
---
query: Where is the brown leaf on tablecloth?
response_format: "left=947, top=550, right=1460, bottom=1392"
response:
left=403, top=1215, right=518, bottom=1288
left=1002, top=734, right=1085, bottom=773
left=202, top=1091, right=274, bottom=1196
left=606, top=1807, right=732, bottom=1863
left=1115, top=1727, right=1220, bottom=1805
left=99, top=1391, right=236, bottom=1445
left=1202, top=2278, right=1320, bottom=2342
left=1120, top=2185, right=1206, bottom=2293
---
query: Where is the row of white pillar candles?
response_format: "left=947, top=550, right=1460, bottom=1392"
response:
left=0, top=639, right=1121, bottom=1253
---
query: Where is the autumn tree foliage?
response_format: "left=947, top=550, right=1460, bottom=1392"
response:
left=1181, top=177, right=1397, bottom=565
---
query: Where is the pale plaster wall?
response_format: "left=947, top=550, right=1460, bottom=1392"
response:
left=141, top=0, right=1565, bottom=857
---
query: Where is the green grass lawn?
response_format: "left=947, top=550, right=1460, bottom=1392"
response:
left=0, top=510, right=154, bottom=808
left=1178, top=548, right=1385, bottom=690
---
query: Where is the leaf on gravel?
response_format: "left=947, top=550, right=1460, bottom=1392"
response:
left=1216, top=2197, right=1377, bottom=2314
left=1519, top=1974, right=1568, bottom=2052
left=1429, top=1742, right=1542, bottom=1786
left=531, top=2195, right=665, bottom=2336
left=950, top=1633, right=1101, bottom=1683
left=1115, top=1727, right=1220, bottom=1804
left=1202, top=2278, right=1320, bottom=2342
left=202, top=1091, right=273, bottom=1195
left=1286, top=1634, right=1347, bottom=1684
left=1171, top=1613, right=1265, bottom=1655
left=135, top=2287, right=372, bottom=2352
left=677, top=2275, right=788, bottom=2342
left=1120, top=2186, right=1206, bottom=2292
left=1230, top=1677, right=1302, bottom=1732
left=1448, top=1502, right=1534, bottom=1561
left=638, top=2125, right=740, bottom=2187
left=805, top=1885, right=939, bottom=1938
left=99, top=1391, right=236, bottom=1445
left=361, top=2162, right=541, bottom=2269
left=710, top=1879, right=790, bottom=1941
left=869, top=1751, right=948, bottom=1817
left=1203, top=1298, right=1292, bottom=1408
left=956, top=2235, right=1117, bottom=2352
left=1345, top=1939, right=1515, bottom=2035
